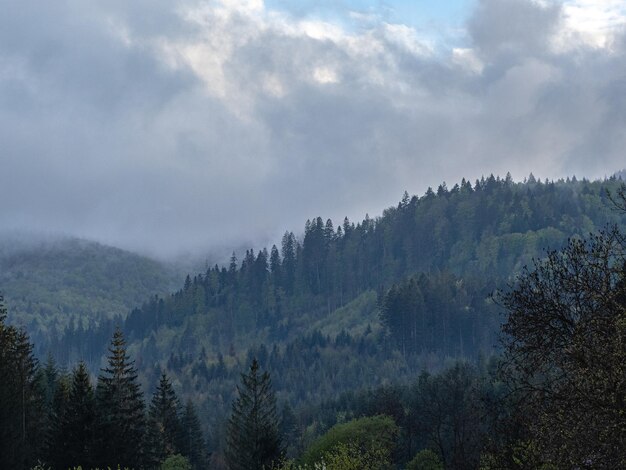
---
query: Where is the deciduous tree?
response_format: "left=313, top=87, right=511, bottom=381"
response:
left=501, top=217, right=626, bottom=467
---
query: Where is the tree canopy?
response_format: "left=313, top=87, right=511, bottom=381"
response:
left=497, top=186, right=626, bottom=467
left=226, top=358, right=283, bottom=470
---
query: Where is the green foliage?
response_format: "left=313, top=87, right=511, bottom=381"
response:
left=95, top=327, right=146, bottom=469
left=180, top=400, right=208, bottom=469
left=57, top=361, right=97, bottom=470
left=406, top=449, right=443, bottom=470
left=160, top=454, right=192, bottom=470
left=22, top=326, right=206, bottom=470
left=0, top=295, right=46, bottom=469
left=146, top=374, right=184, bottom=466
left=322, top=440, right=392, bottom=470
left=275, top=441, right=391, bottom=470
left=119, top=178, right=626, bottom=360
left=380, top=273, right=499, bottom=357
left=500, top=220, right=626, bottom=468
left=0, top=236, right=178, bottom=341
left=411, top=363, right=485, bottom=469
left=479, top=440, right=558, bottom=470
left=300, top=415, right=397, bottom=467
left=9, top=176, right=626, bottom=465
left=307, top=290, right=380, bottom=338
left=226, top=358, right=283, bottom=470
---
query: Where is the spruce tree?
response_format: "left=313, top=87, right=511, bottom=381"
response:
left=95, top=326, right=146, bottom=468
left=226, top=358, right=282, bottom=470
left=146, top=373, right=183, bottom=466
left=0, top=296, right=46, bottom=469
left=61, top=361, right=96, bottom=469
left=40, top=353, right=60, bottom=408
left=180, top=399, right=208, bottom=470
left=46, top=376, right=70, bottom=469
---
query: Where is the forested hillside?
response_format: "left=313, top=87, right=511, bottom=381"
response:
left=0, top=236, right=180, bottom=344
left=19, top=174, right=622, bottom=463
left=4, top=175, right=626, bottom=467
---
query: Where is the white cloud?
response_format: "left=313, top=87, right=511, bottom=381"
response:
left=555, top=0, right=626, bottom=50
left=382, top=23, right=434, bottom=56
left=452, top=47, right=484, bottom=73
left=312, top=66, right=339, bottom=84
left=1, top=0, right=625, bottom=257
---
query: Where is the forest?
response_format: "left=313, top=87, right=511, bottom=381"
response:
left=2, top=174, right=626, bottom=469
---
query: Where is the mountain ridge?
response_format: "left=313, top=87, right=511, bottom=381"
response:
left=0, top=234, right=181, bottom=342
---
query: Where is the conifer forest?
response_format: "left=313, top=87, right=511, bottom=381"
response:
left=2, top=176, right=626, bottom=469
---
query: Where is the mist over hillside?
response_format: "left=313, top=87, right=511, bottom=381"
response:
left=4, top=0, right=626, bottom=466
left=9, top=174, right=620, bottom=462
left=3, top=173, right=626, bottom=469
left=0, top=234, right=181, bottom=341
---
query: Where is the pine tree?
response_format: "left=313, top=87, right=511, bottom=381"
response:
left=95, top=326, right=146, bottom=468
left=146, top=373, right=183, bottom=466
left=181, top=399, right=208, bottom=470
left=226, top=358, right=283, bottom=470
left=40, top=353, right=59, bottom=407
left=0, top=295, right=46, bottom=469
left=61, top=361, right=97, bottom=469
left=46, top=376, right=70, bottom=470
left=281, top=232, right=296, bottom=294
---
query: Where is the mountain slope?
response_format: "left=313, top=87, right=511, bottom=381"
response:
left=14, top=175, right=626, bottom=459
left=0, top=235, right=180, bottom=337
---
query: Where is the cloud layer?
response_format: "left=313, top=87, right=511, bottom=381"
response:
left=0, top=0, right=625, bottom=257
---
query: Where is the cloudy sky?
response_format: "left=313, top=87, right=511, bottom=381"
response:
left=1, top=0, right=625, bottom=257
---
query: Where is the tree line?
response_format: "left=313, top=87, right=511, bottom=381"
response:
left=27, top=175, right=626, bottom=463
left=0, top=313, right=207, bottom=469
left=5, top=175, right=626, bottom=468
left=44, top=176, right=626, bottom=365
left=3, top=198, right=626, bottom=468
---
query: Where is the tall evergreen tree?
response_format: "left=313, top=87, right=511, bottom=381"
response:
left=146, top=373, right=183, bottom=466
left=46, top=376, right=70, bottom=470
left=226, top=358, right=283, bottom=470
left=281, top=232, right=296, bottom=294
left=95, top=327, right=146, bottom=468
left=181, top=399, right=208, bottom=470
left=0, top=295, right=46, bottom=469
left=60, top=361, right=97, bottom=469
left=40, top=353, right=60, bottom=408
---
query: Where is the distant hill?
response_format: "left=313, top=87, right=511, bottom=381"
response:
left=121, top=175, right=626, bottom=359
left=615, top=169, right=626, bottom=180
left=11, top=175, right=626, bottom=458
left=0, top=234, right=180, bottom=339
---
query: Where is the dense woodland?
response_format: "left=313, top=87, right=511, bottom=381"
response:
left=2, top=174, right=626, bottom=468
left=0, top=237, right=179, bottom=339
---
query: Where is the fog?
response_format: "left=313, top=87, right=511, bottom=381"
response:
left=1, top=0, right=625, bottom=258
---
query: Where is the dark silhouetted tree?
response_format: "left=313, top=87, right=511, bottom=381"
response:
left=95, top=327, right=146, bottom=468
left=60, top=361, right=96, bottom=469
left=0, top=295, right=46, bottom=469
left=226, top=358, right=283, bottom=470
left=181, top=399, right=208, bottom=469
left=501, top=219, right=626, bottom=467
left=146, top=373, right=183, bottom=466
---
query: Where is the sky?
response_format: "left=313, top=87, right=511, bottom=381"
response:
left=1, top=0, right=626, bottom=258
